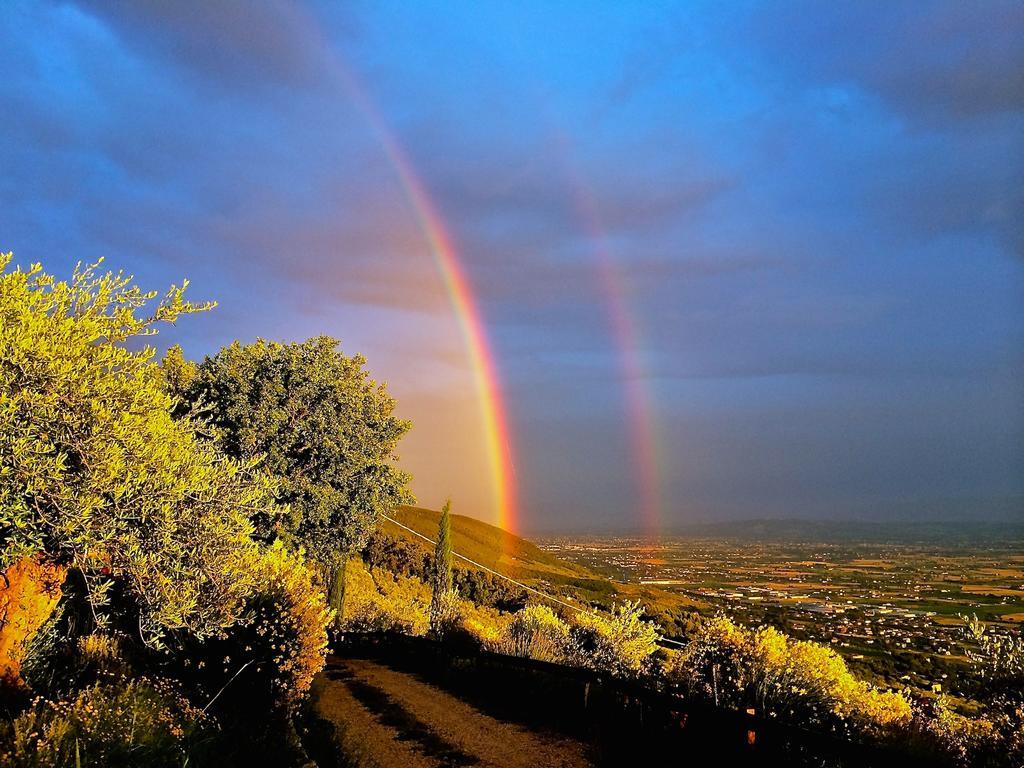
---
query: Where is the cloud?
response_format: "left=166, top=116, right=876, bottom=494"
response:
left=744, top=0, right=1024, bottom=125
left=67, top=0, right=337, bottom=90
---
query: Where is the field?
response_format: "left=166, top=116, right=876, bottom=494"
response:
left=537, top=532, right=1024, bottom=693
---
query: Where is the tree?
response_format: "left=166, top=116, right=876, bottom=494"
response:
left=429, top=500, right=454, bottom=633
left=165, top=336, right=412, bottom=608
left=0, top=256, right=277, bottom=663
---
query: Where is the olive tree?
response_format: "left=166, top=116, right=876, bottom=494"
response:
left=0, top=255, right=276, bottom=661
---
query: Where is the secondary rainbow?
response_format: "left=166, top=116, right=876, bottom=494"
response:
left=557, top=141, right=663, bottom=534
left=330, top=67, right=518, bottom=533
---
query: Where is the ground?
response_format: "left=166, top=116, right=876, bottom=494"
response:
left=309, top=656, right=594, bottom=768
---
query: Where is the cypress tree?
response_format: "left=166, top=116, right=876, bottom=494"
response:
left=430, top=500, right=454, bottom=631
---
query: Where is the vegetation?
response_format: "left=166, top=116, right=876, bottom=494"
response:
left=0, top=256, right=333, bottom=765
left=0, top=677, right=209, bottom=768
left=164, top=335, right=412, bottom=613
left=667, top=615, right=912, bottom=736
left=354, top=504, right=1024, bottom=766
left=428, top=500, right=455, bottom=635
left=0, top=257, right=274, bottom=650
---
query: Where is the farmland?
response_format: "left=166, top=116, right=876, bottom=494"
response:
left=538, top=530, right=1024, bottom=694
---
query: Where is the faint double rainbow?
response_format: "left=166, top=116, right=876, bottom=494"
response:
left=328, top=61, right=661, bottom=537
left=329, top=67, right=518, bottom=533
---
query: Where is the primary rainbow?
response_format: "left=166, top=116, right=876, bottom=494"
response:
left=331, top=67, right=518, bottom=533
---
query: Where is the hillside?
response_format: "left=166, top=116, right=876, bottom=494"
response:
left=377, top=506, right=701, bottom=633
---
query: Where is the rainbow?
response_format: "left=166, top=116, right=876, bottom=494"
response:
left=558, top=146, right=663, bottom=535
left=330, top=68, right=518, bottom=533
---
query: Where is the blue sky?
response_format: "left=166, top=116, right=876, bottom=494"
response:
left=2, top=1, right=1021, bottom=529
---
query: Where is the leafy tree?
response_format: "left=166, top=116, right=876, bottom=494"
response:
left=0, top=255, right=276, bottom=652
left=429, top=500, right=454, bottom=631
left=165, top=336, right=412, bottom=607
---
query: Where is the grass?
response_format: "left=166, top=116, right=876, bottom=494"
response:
left=381, top=506, right=700, bottom=620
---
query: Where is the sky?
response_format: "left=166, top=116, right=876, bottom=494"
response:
left=1, top=0, right=1022, bottom=532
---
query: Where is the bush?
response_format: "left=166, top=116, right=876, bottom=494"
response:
left=428, top=589, right=463, bottom=641
left=486, top=602, right=660, bottom=676
left=182, top=543, right=332, bottom=711
left=911, top=696, right=998, bottom=767
left=0, top=678, right=209, bottom=767
left=497, top=605, right=573, bottom=663
left=668, top=615, right=912, bottom=737
left=460, top=613, right=508, bottom=650
left=339, top=559, right=430, bottom=636
left=667, top=614, right=748, bottom=706
left=568, top=601, right=660, bottom=679
left=242, top=543, right=332, bottom=705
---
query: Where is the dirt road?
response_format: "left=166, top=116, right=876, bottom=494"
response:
left=308, top=656, right=595, bottom=768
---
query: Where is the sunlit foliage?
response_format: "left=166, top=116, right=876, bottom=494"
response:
left=0, top=255, right=275, bottom=643
left=668, top=615, right=912, bottom=736
left=341, top=558, right=432, bottom=636
left=498, top=604, right=573, bottom=662
left=229, top=543, right=333, bottom=705
left=569, top=600, right=660, bottom=679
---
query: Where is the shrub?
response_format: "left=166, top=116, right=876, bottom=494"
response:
left=242, top=543, right=332, bottom=704
left=912, top=696, right=998, bottom=767
left=669, top=615, right=912, bottom=736
left=428, top=589, right=463, bottom=641
left=339, top=559, right=430, bottom=636
left=461, top=614, right=507, bottom=650
left=0, top=678, right=209, bottom=767
left=497, top=604, right=573, bottom=663
left=183, top=543, right=332, bottom=711
left=568, top=601, right=660, bottom=679
left=666, top=614, right=749, bottom=706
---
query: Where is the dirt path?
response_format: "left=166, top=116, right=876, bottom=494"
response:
left=308, top=656, right=595, bottom=768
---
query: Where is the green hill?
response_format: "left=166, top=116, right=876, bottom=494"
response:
left=381, top=506, right=614, bottom=593
left=376, top=505, right=701, bottom=633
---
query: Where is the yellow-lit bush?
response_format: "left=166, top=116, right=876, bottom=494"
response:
left=669, top=615, right=912, bottom=736
left=428, top=589, right=464, bottom=640
left=497, top=604, right=573, bottom=662
left=667, top=614, right=749, bottom=706
left=749, top=627, right=911, bottom=734
left=187, top=543, right=332, bottom=710
left=461, top=613, right=507, bottom=650
left=0, top=678, right=208, bottom=767
left=568, top=601, right=660, bottom=679
left=242, top=542, right=332, bottom=704
left=913, top=696, right=997, bottom=767
left=339, top=559, right=430, bottom=636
